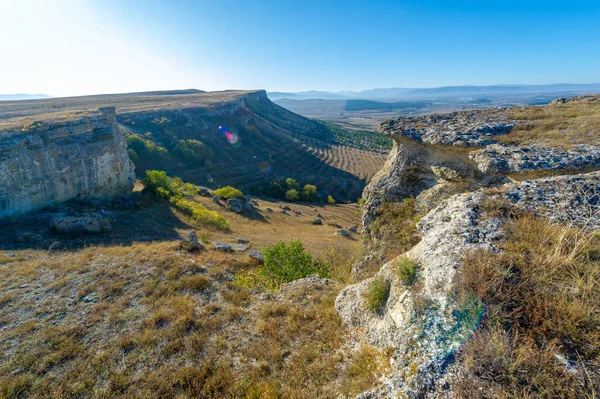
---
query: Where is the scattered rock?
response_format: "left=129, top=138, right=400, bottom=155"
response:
left=348, top=225, right=358, bottom=233
left=281, top=209, right=288, bottom=215
left=249, top=249, right=264, bottom=264
left=16, top=232, right=44, bottom=243
left=212, top=195, right=220, bottom=205
left=227, top=198, right=244, bottom=213
left=311, top=218, right=322, bottom=225
left=431, top=165, right=464, bottom=181
left=266, top=208, right=273, bottom=213
left=187, top=231, right=198, bottom=244
left=81, top=293, right=98, bottom=303
left=236, top=237, right=250, bottom=244
left=213, top=242, right=249, bottom=252
left=334, top=229, right=351, bottom=238
left=180, top=240, right=205, bottom=252
left=282, top=205, right=291, bottom=211
left=226, top=197, right=254, bottom=213
left=198, top=187, right=212, bottom=197
left=49, top=212, right=114, bottom=234
left=4, top=253, right=16, bottom=258
left=316, top=213, right=324, bottom=219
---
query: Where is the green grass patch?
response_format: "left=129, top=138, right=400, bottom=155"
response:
left=395, top=257, right=420, bottom=287
left=364, top=277, right=390, bottom=313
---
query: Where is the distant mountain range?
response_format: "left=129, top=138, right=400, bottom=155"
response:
left=0, top=93, right=52, bottom=101
left=268, top=83, right=600, bottom=101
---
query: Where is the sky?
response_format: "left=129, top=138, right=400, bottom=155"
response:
left=1, top=0, right=599, bottom=97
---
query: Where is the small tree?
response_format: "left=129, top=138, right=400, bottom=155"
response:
left=327, top=195, right=336, bottom=204
left=261, top=240, right=327, bottom=284
left=303, top=184, right=318, bottom=202
left=286, top=178, right=300, bottom=190
left=285, top=188, right=300, bottom=201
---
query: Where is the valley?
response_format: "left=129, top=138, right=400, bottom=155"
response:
left=1, top=91, right=600, bottom=398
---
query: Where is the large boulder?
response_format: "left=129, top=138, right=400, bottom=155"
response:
left=50, top=211, right=115, bottom=234
left=226, top=197, right=254, bottom=213
left=226, top=198, right=244, bottom=213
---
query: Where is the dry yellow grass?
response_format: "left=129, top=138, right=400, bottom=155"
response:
left=496, top=96, right=600, bottom=148
left=453, top=215, right=600, bottom=398
left=0, top=194, right=390, bottom=398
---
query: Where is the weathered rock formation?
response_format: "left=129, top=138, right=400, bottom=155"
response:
left=337, top=171, right=600, bottom=398
left=0, top=107, right=135, bottom=218
left=470, top=143, right=600, bottom=174
left=363, top=109, right=600, bottom=228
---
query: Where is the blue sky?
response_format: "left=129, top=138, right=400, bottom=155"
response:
left=1, top=0, right=599, bottom=96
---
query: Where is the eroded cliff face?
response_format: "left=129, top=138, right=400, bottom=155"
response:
left=0, top=107, right=135, bottom=218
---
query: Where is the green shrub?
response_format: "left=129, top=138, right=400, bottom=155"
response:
left=302, top=184, right=318, bottom=202
left=126, top=135, right=169, bottom=163
left=169, top=197, right=229, bottom=231
left=364, top=277, right=390, bottom=312
left=285, top=188, right=300, bottom=202
left=327, top=195, right=336, bottom=204
left=286, top=178, right=300, bottom=190
left=261, top=240, right=329, bottom=284
left=143, top=170, right=172, bottom=197
left=143, top=170, right=229, bottom=231
left=395, top=257, right=420, bottom=287
left=214, top=186, right=243, bottom=200
left=172, top=139, right=212, bottom=164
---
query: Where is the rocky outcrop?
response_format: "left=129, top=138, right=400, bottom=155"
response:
left=337, top=171, right=600, bottom=398
left=381, top=109, right=514, bottom=147
left=50, top=211, right=115, bottom=234
left=470, top=143, right=600, bottom=174
left=0, top=107, right=135, bottom=219
left=363, top=108, right=600, bottom=228
left=361, top=135, right=503, bottom=226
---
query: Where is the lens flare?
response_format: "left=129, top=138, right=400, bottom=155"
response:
left=218, top=125, right=239, bottom=145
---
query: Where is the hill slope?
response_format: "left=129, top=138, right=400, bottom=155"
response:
left=0, top=90, right=387, bottom=201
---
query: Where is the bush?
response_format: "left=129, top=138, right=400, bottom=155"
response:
left=143, top=170, right=172, bottom=197
left=126, top=135, right=169, bottom=164
left=395, top=257, right=419, bottom=287
left=327, top=195, right=336, bottom=204
left=143, top=170, right=196, bottom=198
left=172, top=139, right=212, bottom=164
left=286, top=178, right=299, bottom=190
left=364, top=277, right=390, bottom=312
left=169, top=197, right=229, bottom=231
left=261, top=240, right=329, bottom=284
left=285, top=188, right=300, bottom=202
left=143, top=170, right=229, bottom=231
left=302, top=184, right=318, bottom=202
left=214, top=186, right=243, bottom=200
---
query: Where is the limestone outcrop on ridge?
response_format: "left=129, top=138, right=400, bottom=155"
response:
left=0, top=107, right=135, bottom=219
